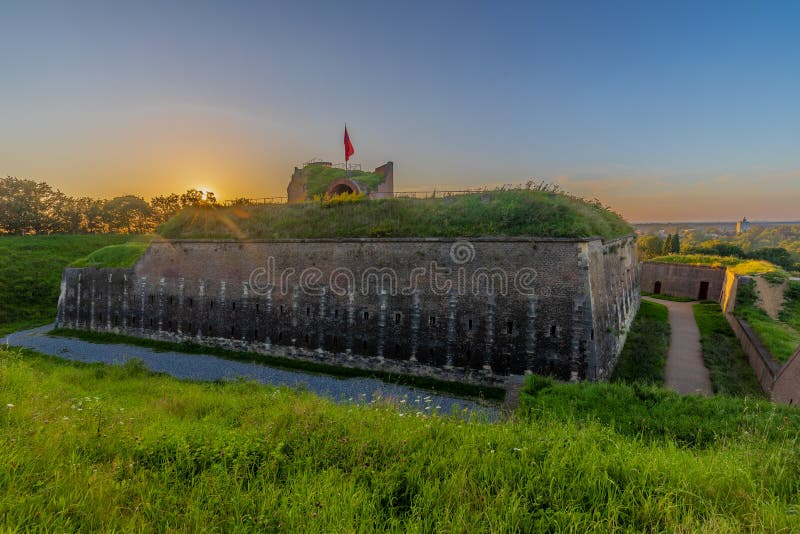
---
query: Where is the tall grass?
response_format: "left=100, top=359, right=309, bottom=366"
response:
left=158, top=190, right=633, bottom=240
left=2, top=347, right=800, bottom=531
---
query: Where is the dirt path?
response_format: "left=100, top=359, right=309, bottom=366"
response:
left=643, top=297, right=713, bottom=396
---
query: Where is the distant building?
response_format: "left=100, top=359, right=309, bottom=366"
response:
left=287, top=160, right=394, bottom=203
left=736, top=217, right=751, bottom=235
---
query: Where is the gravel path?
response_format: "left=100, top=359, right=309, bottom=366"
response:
left=2, top=325, right=498, bottom=419
left=643, top=297, right=713, bottom=396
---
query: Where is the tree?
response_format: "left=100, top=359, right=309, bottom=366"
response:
left=103, top=196, right=153, bottom=234
left=637, top=235, right=664, bottom=260
left=150, top=193, right=183, bottom=224
left=747, top=247, right=794, bottom=270
left=671, top=233, right=681, bottom=253
left=663, top=234, right=674, bottom=255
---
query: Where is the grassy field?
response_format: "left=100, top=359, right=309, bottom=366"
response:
left=735, top=280, right=800, bottom=362
left=158, top=190, right=633, bottom=240
left=0, top=235, right=138, bottom=336
left=3, top=347, right=800, bottom=531
left=693, top=302, right=765, bottom=397
left=610, top=300, right=670, bottom=385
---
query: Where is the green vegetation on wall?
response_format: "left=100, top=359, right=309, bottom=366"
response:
left=0, top=235, right=136, bottom=335
left=69, top=238, right=152, bottom=268
left=303, top=165, right=385, bottom=196
left=159, top=190, right=634, bottom=240
left=693, top=302, right=764, bottom=397
left=649, top=254, right=780, bottom=275
left=610, top=300, right=670, bottom=385
left=735, top=280, right=800, bottom=362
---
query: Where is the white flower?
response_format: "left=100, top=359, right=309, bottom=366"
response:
left=6, top=403, right=13, bottom=408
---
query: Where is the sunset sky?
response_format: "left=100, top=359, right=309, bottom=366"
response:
left=2, top=1, right=799, bottom=222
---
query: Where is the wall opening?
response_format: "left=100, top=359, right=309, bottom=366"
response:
left=653, top=281, right=662, bottom=294
left=698, top=281, right=709, bottom=300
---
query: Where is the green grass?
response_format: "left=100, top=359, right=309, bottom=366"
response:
left=2, top=348, right=800, bottom=531
left=49, top=328, right=505, bottom=401
left=693, top=302, right=765, bottom=397
left=158, top=190, right=634, bottom=240
left=0, top=235, right=136, bottom=331
left=610, top=300, right=669, bottom=385
left=303, top=164, right=385, bottom=196
left=650, top=254, right=780, bottom=275
left=518, top=375, right=800, bottom=448
left=69, top=238, right=152, bottom=268
left=735, top=281, right=800, bottom=362
left=641, top=291, right=695, bottom=302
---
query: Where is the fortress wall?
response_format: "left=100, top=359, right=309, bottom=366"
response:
left=58, top=237, right=637, bottom=385
left=640, top=263, right=726, bottom=301
left=586, top=236, right=640, bottom=380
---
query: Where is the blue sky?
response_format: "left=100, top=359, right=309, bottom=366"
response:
left=1, top=0, right=799, bottom=221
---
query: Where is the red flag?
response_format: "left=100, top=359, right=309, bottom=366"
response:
left=344, top=126, right=355, bottom=162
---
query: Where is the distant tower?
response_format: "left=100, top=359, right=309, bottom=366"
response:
left=736, top=217, right=751, bottom=235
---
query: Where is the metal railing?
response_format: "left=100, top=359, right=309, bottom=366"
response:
left=222, top=197, right=288, bottom=207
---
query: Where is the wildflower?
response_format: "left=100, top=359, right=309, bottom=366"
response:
left=6, top=403, right=13, bottom=408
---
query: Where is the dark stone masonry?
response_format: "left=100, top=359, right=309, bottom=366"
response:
left=57, top=236, right=639, bottom=387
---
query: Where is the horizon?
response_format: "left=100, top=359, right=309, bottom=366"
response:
left=2, top=1, right=799, bottom=222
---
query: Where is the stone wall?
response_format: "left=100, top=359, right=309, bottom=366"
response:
left=640, top=262, right=726, bottom=302
left=57, top=236, right=638, bottom=386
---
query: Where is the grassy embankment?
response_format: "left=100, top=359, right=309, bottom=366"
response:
left=3, top=347, right=800, bottom=531
left=734, top=280, right=800, bottom=362
left=0, top=235, right=150, bottom=336
left=610, top=300, right=670, bottom=385
left=649, top=254, right=781, bottom=276
left=693, top=302, right=765, bottom=397
left=158, top=190, right=634, bottom=240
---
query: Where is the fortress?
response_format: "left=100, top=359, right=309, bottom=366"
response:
left=56, top=184, right=639, bottom=389
left=56, top=234, right=638, bottom=387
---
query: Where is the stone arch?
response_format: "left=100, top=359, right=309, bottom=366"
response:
left=326, top=178, right=362, bottom=197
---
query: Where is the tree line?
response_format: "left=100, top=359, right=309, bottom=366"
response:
left=0, top=176, right=217, bottom=235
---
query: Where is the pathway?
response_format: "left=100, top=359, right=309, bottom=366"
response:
left=1, top=324, right=497, bottom=419
left=643, top=297, right=713, bottom=396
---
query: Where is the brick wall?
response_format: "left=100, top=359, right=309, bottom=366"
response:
left=640, top=262, right=726, bottom=301
left=57, top=236, right=637, bottom=385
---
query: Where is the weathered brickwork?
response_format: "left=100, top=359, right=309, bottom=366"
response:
left=57, top=236, right=638, bottom=385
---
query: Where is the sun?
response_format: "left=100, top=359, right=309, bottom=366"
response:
left=196, top=185, right=213, bottom=200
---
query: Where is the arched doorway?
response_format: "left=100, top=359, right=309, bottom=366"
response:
left=653, top=281, right=662, bottom=294
left=325, top=178, right=362, bottom=198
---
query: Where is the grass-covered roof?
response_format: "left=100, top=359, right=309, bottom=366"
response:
left=158, top=189, right=633, bottom=240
